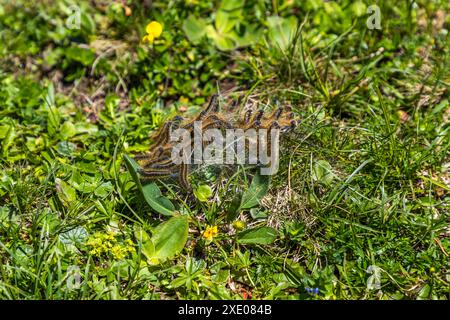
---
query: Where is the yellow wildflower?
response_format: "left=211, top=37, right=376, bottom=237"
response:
left=86, top=232, right=135, bottom=260
left=143, top=21, right=163, bottom=44
left=111, top=244, right=134, bottom=260
left=232, top=220, right=246, bottom=231
left=179, top=96, right=189, bottom=104
left=202, top=225, right=218, bottom=241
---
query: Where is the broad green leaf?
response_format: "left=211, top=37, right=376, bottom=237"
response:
left=56, top=141, right=77, bottom=157
left=80, top=11, right=96, bottom=34
left=55, top=178, right=77, bottom=206
left=0, top=124, right=15, bottom=157
left=0, top=124, right=11, bottom=139
left=237, top=226, right=278, bottom=245
left=233, top=25, right=262, bottom=47
left=249, top=208, right=268, bottom=220
left=215, top=0, right=243, bottom=33
left=94, top=181, right=113, bottom=198
left=267, top=16, right=298, bottom=51
left=123, top=154, right=175, bottom=216
left=59, top=226, right=88, bottom=245
left=134, top=227, right=155, bottom=260
left=142, top=183, right=175, bottom=216
left=215, top=11, right=235, bottom=34
left=417, top=284, right=431, bottom=300
left=134, top=226, right=152, bottom=243
left=219, top=0, right=244, bottom=11
left=145, top=215, right=189, bottom=265
left=312, top=159, right=334, bottom=186
left=183, top=15, right=207, bottom=44
left=193, top=184, right=212, bottom=202
left=239, top=173, right=270, bottom=210
left=77, top=161, right=99, bottom=174
left=123, top=154, right=141, bottom=189
left=60, top=121, right=76, bottom=139
left=65, top=46, right=95, bottom=66
left=206, top=26, right=236, bottom=51
left=226, top=192, right=242, bottom=221
left=213, top=34, right=237, bottom=51
left=74, top=122, right=98, bottom=135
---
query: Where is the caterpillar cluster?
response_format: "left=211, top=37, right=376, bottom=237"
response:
left=134, top=94, right=297, bottom=191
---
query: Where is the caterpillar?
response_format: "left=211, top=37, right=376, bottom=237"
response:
left=135, top=94, right=298, bottom=192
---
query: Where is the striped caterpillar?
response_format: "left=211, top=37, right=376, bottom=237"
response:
left=134, top=94, right=297, bottom=192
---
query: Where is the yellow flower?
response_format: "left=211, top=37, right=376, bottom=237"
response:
left=179, top=96, right=189, bottom=104
left=86, top=232, right=135, bottom=260
left=143, top=21, right=163, bottom=44
left=142, top=34, right=154, bottom=44
left=202, top=225, right=218, bottom=241
left=232, top=220, right=246, bottom=231
left=146, top=21, right=162, bottom=37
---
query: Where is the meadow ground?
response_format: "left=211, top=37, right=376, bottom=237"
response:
left=0, top=0, right=448, bottom=299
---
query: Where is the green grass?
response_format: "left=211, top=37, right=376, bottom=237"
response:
left=0, top=0, right=449, bottom=300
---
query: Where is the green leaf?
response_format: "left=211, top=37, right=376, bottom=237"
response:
left=215, top=11, right=235, bottom=34
left=44, top=82, right=55, bottom=108
left=80, top=12, right=96, bottom=34
left=105, top=94, right=120, bottom=119
left=65, top=46, right=95, bottom=66
left=123, top=154, right=175, bottom=216
left=239, top=173, right=270, bottom=210
left=143, top=215, right=189, bottom=265
left=94, top=181, right=113, bottom=198
left=233, top=25, right=262, bottom=47
left=142, top=183, right=175, bottom=216
left=206, top=26, right=236, bottom=51
left=60, top=121, right=76, bottom=140
left=417, top=284, right=431, bottom=300
left=237, top=226, right=277, bottom=245
left=351, top=1, right=367, bottom=17
left=56, top=141, right=76, bottom=157
left=183, top=15, right=207, bottom=44
left=74, top=122, right=98, bottom=135
left=44, top=83, right=61, bottom=137
left=134, top=227, right=155, bottom=260
left=249, top=208, right=268, bottom=220
left=226, top=192, right=242, bottom=221
left=219, top=0, right=244, bottom=12
left=312, top=159, right=334, bottom=186
left=215, top=0, right=243, bottom=34
left=267, top=16, right=298, bottom=51
left=59, top=226, right=88, bottom=246
left=123, top=154, right=141, bottom=189
left=193, top=184, right=213, bottom=202
left=0, top=124, right=11, bottom=139
left=0, top=124, right=15, bottom=157
left=55, top=178, right=77, bottom=206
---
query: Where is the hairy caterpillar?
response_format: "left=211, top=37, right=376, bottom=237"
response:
left=135, top=94, right=297, bottom=192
